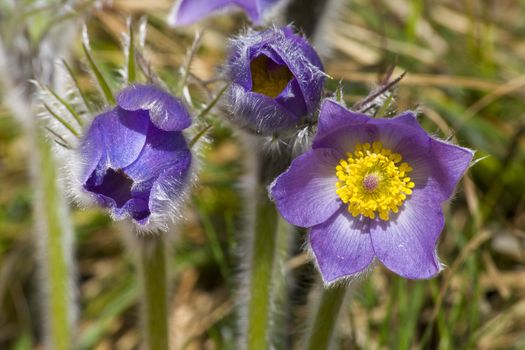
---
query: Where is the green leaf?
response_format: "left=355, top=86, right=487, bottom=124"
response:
left=45, top=126, right=72, bottom=149
left=46, top=85, right=84, bottom=126
left=374, top=93, right=394, bottom=118
left=81, top=29, right=115, bottom=105
left=62, top=59, right=94, bottom=113
left=126, top=18, right=136, bottom=84
left=43, top=104, right=79, bottom=137
left=197, top=84, right=229, bottom=120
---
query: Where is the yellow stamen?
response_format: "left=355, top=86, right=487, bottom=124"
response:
left=250, top=55, right=294, bottom=98
left=335, top=142, right=415, bottom=221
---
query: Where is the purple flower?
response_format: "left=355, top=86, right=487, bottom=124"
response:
left=270, top=100, right=474, bottom=283
left=79, top=85, right=192, bottom=229
left=226, top=26, right=325, bottom=135
left=168, top=0, right=282, bottom=26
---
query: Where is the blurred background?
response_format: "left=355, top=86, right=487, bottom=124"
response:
left=0, top=0, right=524, bottom=349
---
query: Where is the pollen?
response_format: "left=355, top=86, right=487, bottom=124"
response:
left=335, top=142, right=415, bottom=221
left=250, top=55, right=294, bottom=98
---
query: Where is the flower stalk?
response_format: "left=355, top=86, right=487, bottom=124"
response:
left=0, top=16, right=77, bottom=348
left=136, top=234, right=170, bottom=350
left=35, top=127, right=75, bottom=350
left=246, top=185, right=279, bottom=349
left=304, top=284, right=347, bottom=350
left=240, top=134, right=296, bottom=349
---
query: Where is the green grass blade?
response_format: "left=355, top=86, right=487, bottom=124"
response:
left=44, top=104, right=79, bottom=137
left=197, top=84, right=229, bottom=120
left=194, top=199, right=230, bottom=280
left=45, top=127, right=72, bottom=149
left=81, top=32, right=115, bottom=105
left=62, top=59, right=94, bottom=113
left=46, top=85, right=83, bottom=126
left=189, top=124, right=212, bottom=148
left=126, top=19, right=136, bottom=84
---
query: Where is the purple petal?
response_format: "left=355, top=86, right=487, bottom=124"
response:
left=79, top=116, right=104, bottom=183
left=85, top=167, right=134, bottom=208
left=314, top=99, right=369, bottom=146
left=310, top=209, right=374, bottom=284
left=374, top=118, right=473, bottom=201
left=93, top=108, right=150, bottom=170
left=314, top=112, right=431, bottom=162
left=148, top=152, right=192, bottom=219
left=234, top=39, right=288, bottom=91
left=424, top=138, right=474, bottom=200
left=389, top=110, right=421, bottom=128
left=281, top=26, right=324, bottom=73
left=269, top=29, right=324, bottom=112
left=275, top=78, right=307, bottom=117
left=169, top=0, right=260, bottom=26
left=270, top=148, right=341, bottom=227
left=226, top=26, right=325, bottom=134
left=370, top=186, right=444, bottom=279
left=117, top=84, right=191, bottom=131
left=227, top=84, right=299, bottom=134
left=313, top=122, right=377, bottom=159
left=124, top=124, right=189, bottom=183
left=114, top=198, right=151, bottom=223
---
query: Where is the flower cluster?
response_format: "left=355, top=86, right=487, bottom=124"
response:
left=270, top=100, right=474, bottom=283
left=78, top=85, right=192, bottom=230
left=54, top=23, right=473, bottom=283
left=225, top=26, right=325, bottom=135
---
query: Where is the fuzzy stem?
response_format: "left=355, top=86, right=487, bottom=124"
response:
left=305, top=284, right=347, bottom=350
left=246, top=186, right=279, bottom=349
left=137, top=234, right=169, bottom=350
left=36, top=129, right=75, bottom=350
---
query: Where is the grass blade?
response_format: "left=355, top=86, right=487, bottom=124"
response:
left=62, top=59, right=94, bottom=113
left=197, top=84, right=229, bottom=120
left=46, top=85, right=83, bottom=126
left=82, top=28, right=115, bottom=105
left=44, top=104, right=79, bottom=137
left=126, top=18, right=136, bottom=84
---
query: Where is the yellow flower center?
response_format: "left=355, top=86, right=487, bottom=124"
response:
left=335, top=142, right=415, bottom=221
left=250, top=55, right=294, bottom=98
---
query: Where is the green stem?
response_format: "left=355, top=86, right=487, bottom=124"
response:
left=37, top=129, right=74, bottom=350
left=246, top=186, right=279, bottom=350
left=137, top=234, right=169, bottom=350
left=305, top=284, right=347, bottom=350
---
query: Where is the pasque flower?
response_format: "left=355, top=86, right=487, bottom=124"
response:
left=169, top=0, right=282, bottom=26
left=79, top=84, right=192, bottom=229
left=226, top=26, right=325, bottom=135
left=270, top=100, right=474, bottom=283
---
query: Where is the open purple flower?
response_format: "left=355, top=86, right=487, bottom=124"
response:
left=79, top=85, right=192, bottom=229
left=270, top=100, right=474, bottom=283
left=168, top=0, right=282, bottom=26
left=226, top=26, right=325, bottom=135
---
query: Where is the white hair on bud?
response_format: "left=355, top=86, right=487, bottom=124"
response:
left=223, top=25, right=325, bottom=135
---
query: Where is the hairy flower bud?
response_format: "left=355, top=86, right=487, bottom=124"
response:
left=79, top=85, right=192, bottom=230
left=225, top=26, right=325, bottom=135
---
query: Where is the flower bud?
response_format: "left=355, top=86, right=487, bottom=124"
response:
left=79, top=85, right=192, bottom=230
left=226, top=26, right=325, bottom=135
